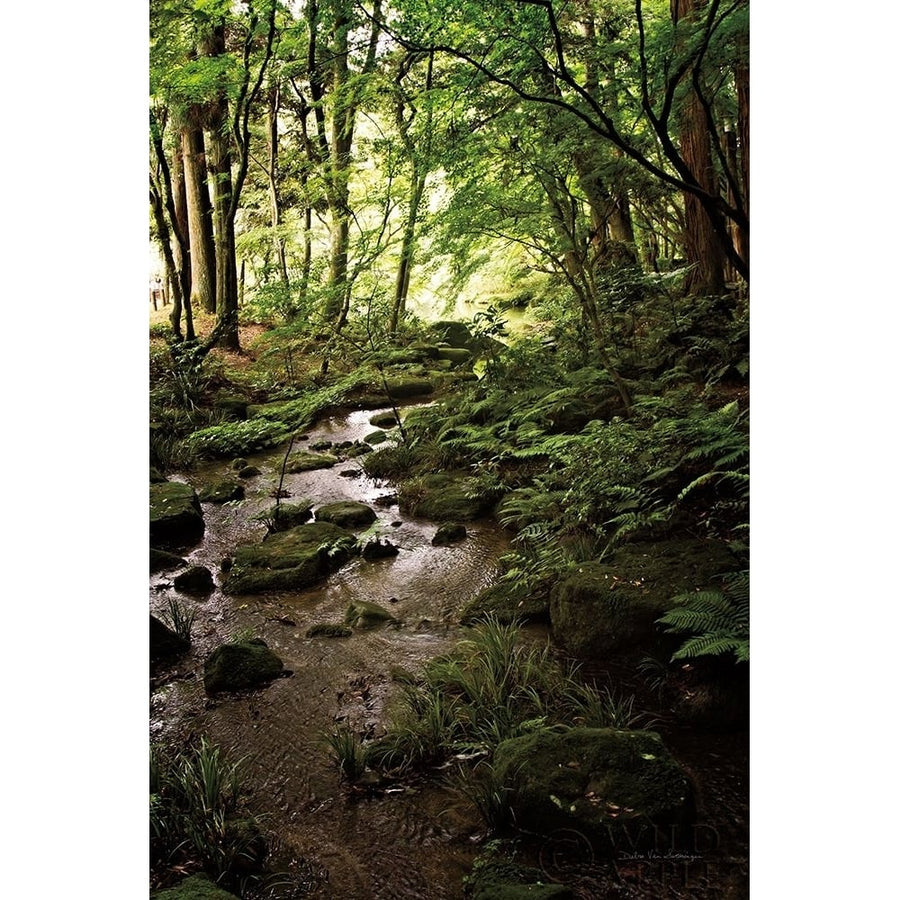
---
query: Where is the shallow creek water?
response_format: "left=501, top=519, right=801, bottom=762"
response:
left=150, top=407, right=515, bottom=898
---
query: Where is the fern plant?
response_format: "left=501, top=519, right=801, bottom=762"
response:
left=657, top=571, right=749, bottom=663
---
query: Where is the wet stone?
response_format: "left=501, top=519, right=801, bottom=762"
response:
left=203, top=638, right=284, bottom=694
left=199, top=479, right=245, bottom=504
left=173, top=565, right=214, bottom=594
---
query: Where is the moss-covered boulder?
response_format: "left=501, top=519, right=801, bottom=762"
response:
left=150, top=548, right=187, bottom=574
left=369, top=411, right=399, bottom=428
left=465, top=857, right=573, bottom=900
left=345, top=442, right=374, bottom=458
left=213, top=395, right=249, bottom=421
left=225, top=521, right=356, bottom=594
left=460, top=580, right=550, bottom=625
left=436, top=347, right=472, bottom=367
left=383, top=376, right=434, bottom=399
left=203, top=638, right=284, bottom=693
left=285, top=451, right=338, bottom=472
left=306, top=622, right=353, bottom=638
left=365, top=429, right=387, bottom=445
left=427, top=320, right=479, bottom=350
left=492, top=728, right=691, bottom=840
left=399, top=473, right=495, bottom=521
left=345, top=599, right=397, bottom=627
left=255, top=500, right=313, bottom=529
left=150, top=467, right=167, bottom=484
left=549, top=539, right=737, bottom=658
left=432, top=522, right=467, bottom=546
left=150, top=614, right=189, bottom=663
left=152, top=874, right=241, bottom=900
left=173, top=565, right=214, bottom=594
left=238, top=465, right=261, bottom=478
left=231, top=457, right=249, bottom=470
left=150, top=481, right=204, bottom=549
left=315, top=501, right=378, bottom=529
left=199, top=479, right=245, bottom=504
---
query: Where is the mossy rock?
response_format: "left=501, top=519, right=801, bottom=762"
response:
left=345, top=599, right=397, bottom=628
left=365, top=429, right=387, bottom=445
left=199, top=479, right=245, bottom=504
left=407, top=341, right=441, bottom=359
left=310, top=440, right=334, bottom=451
left=150, top=548, right=187, bottom=574
left=150, top=614, right=189, bottom=663
left=436, top=347, right=472, bottom=367
left=345, top=442, right=373, bottom=458
left=549, top=539, right=738, bottom=658
left=152, top=874, right=241, bottom=900
left=225, top=521, right=357, bottom=594
left=466, top=857, right=573, bottom=900
left=306, top=622, right=353, bottom=638
left=150, top=481, right=204, bottom=549
left=254, top=500, right=313, bottom=529
left=231, top=457, right=249, bottom=470
left=427, top=320, right=478, bottom=350
left=238, top=465, right=261, bottom=478
left=150, top=466, right=167, bottom=484
left=173, top=565, right=214, bottom=594
left=203, top=638, right=284, bottom=693
left=383, top=376, right=434, bottom=399
left=432, top=522, right=467, bottom=546
left=213, top=395, right=249, bottom=421
left=492, top=728, right=692, bottom=842
left=285, top=451, right=339, bottom=473
left=369, top=411, right=399, bottom=428
left=315, top=501, right=378, bottom=529
left=399, top=472, right=495, bottom=521
left=460, top=580, right=550, bottom=625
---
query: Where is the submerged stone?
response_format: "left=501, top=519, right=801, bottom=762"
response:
left=203, top=638, right=284, bottom=693
left=255, top=500, right=313, bottom=529
left=173, top=565, right=214, bottom=594
left=199, top=479, right=245, bottom=504
left=150, top=481, right=204, bottom=549
left=369, top=411, right=399, bottom=428
left=315, top=501, right=378, bottom=529
left=492, top=728, right=691, bottom=840
left=306, top=622, right=353, bottom=639
left=432, top=522, right=467, bottom=546
left=549, top=539, right=737, bottom=658
left=345, top=599, right=397, bottom=628
left=225, top=521, right=356, bottom=594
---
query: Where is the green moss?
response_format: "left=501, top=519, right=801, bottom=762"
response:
left=365, top=429, right=387, bottom=445
left=315, top=501, right=378, bottom=529
left=152, top=874, right=241, bottom=900
left=432, top=522, right=467, bottom=546
left=285, top=451, right=339, bottom=472
left=549, top=539, right=737, bottom=658
left=383, top=376, right=434, bottom=399
left=306, top=622, right=353, bottom=638
left=345, top=599, right=397, bottom=627
left=150, top=481, right=204, bottom=548
left=185, top=419, right=290, bottom=458
left=459, top=580, right=550, bottom=625
left=466, top=857, right=573, bottom=900
left=436, top=347, right=472, bottom=367
left=225, top=521, right=357, bottom=594
left=399, top=472, right=495, bottom=521
left=254, top=500, right=313, bottom=529
left=369, top=411, right=399, bottom=428
left=203, top=638, right=284, bottom=693
left=492, top=728, right=691, bottom=839
left=198, top=479, right=245, bottom=503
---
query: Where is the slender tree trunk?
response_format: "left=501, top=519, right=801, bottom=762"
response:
left=171, top=142, right=195, bottom=341
left=671, top=0, right=726, bottom=295
left=150, top=180, right=184, bottom=342
left=390, top=167, right=425, bottom=333
left=266, top=84, right=290, bottom=288
left=181, top=121, right=217, bottom=313
left=735, top=60, right=749, bottom=271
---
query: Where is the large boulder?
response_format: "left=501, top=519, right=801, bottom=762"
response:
left=383, top=376, right=434, bottom=399
left=399, top=473, right=495, bottom=521
left=152, top=874, right=241, bottom=900
left=315, top=501, right=378, bottom=529
left=150, top=614, right=189, bottom=663
left=369, top=411, right=399, bottom=429
left=150, top=481, right=204, bottom=549
left=345, top=599, right=397, bottom=628
left=492, top=728, right=692, bottom=842
left=432, top=522, right=467, bottom=546
left=427, top=320, right=479, bottom=351
left=203, top=638, right=284, bottom=693
left=225, top=521, right=356, bottom=594
left=150, top=548, right=187, bottom=574
left=549, top=539, right=738, bottom=658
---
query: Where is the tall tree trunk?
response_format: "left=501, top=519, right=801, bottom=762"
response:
left=181, top=120, right=217, bottom=314
left=390, top=166, right=425, bottom=333
left=171, top=141, right=196, bottom=341
left=672, top=0, right=725, bottom=295
left=734, top=60, right=749, bottom=272
left=150, top=179, right=185, bottom=342
left=266, top=84, right=290, bottom=288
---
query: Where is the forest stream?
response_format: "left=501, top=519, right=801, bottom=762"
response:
left=151, top=405, right=514, bottom=898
